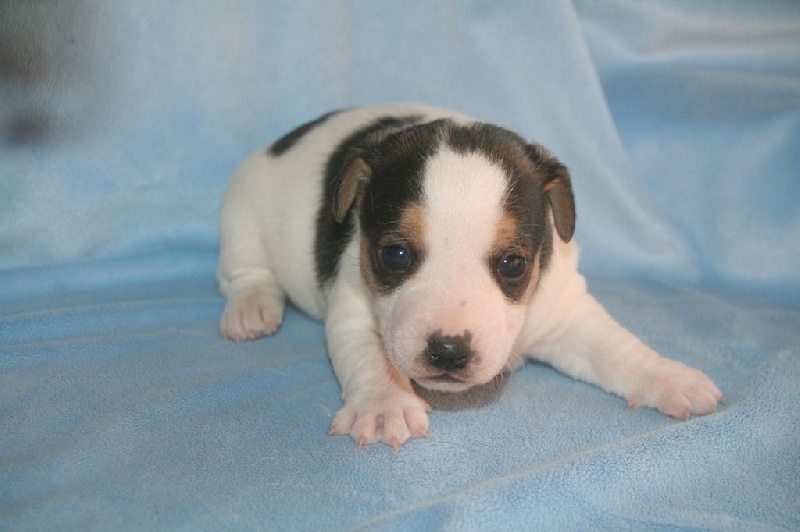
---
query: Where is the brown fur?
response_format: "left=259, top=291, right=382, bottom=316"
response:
left=490, top=211, right=539, bottom=302
left=361, top=203, right=428, bottom=297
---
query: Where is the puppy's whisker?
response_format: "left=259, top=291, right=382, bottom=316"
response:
left=503, top=349, right=524, bottom=375
left=493, top=371, right=505, bottom=388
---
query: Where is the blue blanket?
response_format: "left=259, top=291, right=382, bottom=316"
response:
left=2, top=1, right=798, bottom=529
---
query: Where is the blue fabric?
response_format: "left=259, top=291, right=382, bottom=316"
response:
left=2, top=1, right=798, bottom=529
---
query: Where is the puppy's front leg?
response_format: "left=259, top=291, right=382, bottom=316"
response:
left=325, top=273, right=430, bottom=449
left=530, top=282, right=723, bottom=420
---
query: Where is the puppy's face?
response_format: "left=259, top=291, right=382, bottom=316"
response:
left=337, top=121, right=575, bottom=392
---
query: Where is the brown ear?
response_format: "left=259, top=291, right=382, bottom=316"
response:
left=544, top=162, right=576, bottom=242
left=333, top=152, right=372, bottom=223
left=526, top=143, right=576, bottom=242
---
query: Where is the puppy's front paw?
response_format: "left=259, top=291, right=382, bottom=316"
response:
left=329, top=392, right=432, bottom=449
left=220, top=288, right=284, bottom=342
left=627, top=358, right=724, bottom=420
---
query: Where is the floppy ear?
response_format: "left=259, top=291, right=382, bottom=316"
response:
left=543, top=162, right=576, bottom=242
left=527, top=143, right=576, bottom=242
left=333, top=151, right=372, bottom=223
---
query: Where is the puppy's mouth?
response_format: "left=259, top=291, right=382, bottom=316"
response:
left=413, top=373, right=472, bottom=392
left=427, top=373, right=463, bottom=384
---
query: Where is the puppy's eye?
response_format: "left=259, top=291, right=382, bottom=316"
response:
left=498, top=253, right=527, bottom=279
left=379, top=244, right=412, bottom=271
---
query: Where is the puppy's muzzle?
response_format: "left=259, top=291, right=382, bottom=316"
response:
left=427, top=331, right=473, bottom=372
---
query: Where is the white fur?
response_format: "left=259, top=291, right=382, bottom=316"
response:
left=372, top=147, right=525, bottom=391
left=218, top=104, right=723, bottom=448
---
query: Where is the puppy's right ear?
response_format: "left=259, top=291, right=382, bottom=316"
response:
left=333, top=150, right=372, bottom=223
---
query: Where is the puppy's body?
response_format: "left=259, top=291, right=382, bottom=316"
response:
left=219, top=104, right=722, bottom=447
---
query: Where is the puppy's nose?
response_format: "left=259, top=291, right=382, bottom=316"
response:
left=427, top=332, right=472, bottom=371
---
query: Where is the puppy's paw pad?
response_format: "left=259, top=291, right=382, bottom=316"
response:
left=220, top=290, right=284, bottom=342
left=329, top=394, right=431, bottom=449
left=632, top=359, right=723, bottom=419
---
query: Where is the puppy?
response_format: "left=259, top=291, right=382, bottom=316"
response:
left=218, top=104, right=723, bottom=448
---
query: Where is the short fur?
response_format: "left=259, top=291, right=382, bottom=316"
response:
left=218, top=104, right=723, bottom=448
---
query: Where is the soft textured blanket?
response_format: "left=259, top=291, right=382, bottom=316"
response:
left=2, top=1, right=798, bottom=529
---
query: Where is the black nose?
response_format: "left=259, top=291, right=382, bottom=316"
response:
left=427, top=332, right=473, bottom=371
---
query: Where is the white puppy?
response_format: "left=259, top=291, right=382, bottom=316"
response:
left=218, top=104, right=723, bottom=448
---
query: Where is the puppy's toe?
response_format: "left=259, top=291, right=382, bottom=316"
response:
left=220, top=288, right=284, bottom=341
left=631, top=359, right=723, bottom=420
left=329, top=408, right=356, bottom=437
left=329, top=393, right=431, bottom=449
left=403, top=404, right=431, bottom=439
left=382, top=410, right=413, bottom=450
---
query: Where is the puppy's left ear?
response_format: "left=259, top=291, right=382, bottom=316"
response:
left=544, top=162, right=576, bottom=242
left=527, top=144, right=576, bottom=242
left=333, top=150, right=372, bottom=223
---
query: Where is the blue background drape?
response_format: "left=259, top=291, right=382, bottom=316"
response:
left=2, top=1, right=798, bottom=529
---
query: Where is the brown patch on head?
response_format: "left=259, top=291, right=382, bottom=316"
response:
left=490, top=212, right=521, bottom=259
left=447, top=121, right=575, bottom=244
left=359, top=234, right=382, bottom=296
left=521, top=249, right=543, bottom=303
left=360, top=203, right=428, bottom=296
left=397, top=203, right=428, bottom=252
left=488, top=211, right=541, bottom=303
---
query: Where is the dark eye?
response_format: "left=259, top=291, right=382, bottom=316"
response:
left=379, top=244, right=412, bottom=271
left=498, top=253, right=527, bottom=279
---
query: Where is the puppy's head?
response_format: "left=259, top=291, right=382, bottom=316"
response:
left=335, top=120, right=575, bottom=392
